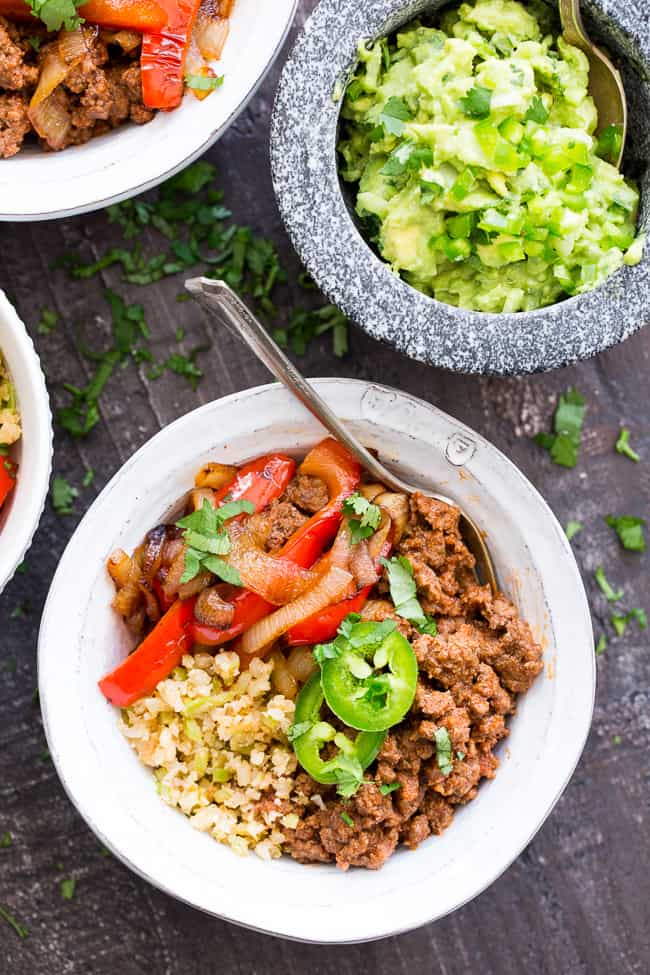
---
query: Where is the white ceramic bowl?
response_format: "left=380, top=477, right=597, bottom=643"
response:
left=38, top=379, right=594, bottom=943
left=0, top=291, right=53, bottom=592
left=0, top=0, right=297, bottom=222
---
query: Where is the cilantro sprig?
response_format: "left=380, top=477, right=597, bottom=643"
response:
left=434, top=727, right=453, bottom=776
left=615, top=428, right=640, bottom=462
left=381, top=556, right=437, bottom=635
left=342, top=491, right=382, bottom=544
left=611, top=608, right=647, bottom=636
left=594, top=566, right=623, bottom=602
left=378, top=96, right=412, bottom=136
left=27, top=0, right=83, bottom=31
left=460, top=86, right=492, bottom=119
left=605, top=515, right=646, bottom=552
left=175, top=498, right=253, bottom=584
left=536, top=388, right=586, bottom=468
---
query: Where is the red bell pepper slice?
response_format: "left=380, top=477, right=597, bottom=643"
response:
left=0, top=457, right=17, bottom=509
left=140, top=0, right=202, bottom=110
left=98, top=597, right=196, bottom=707
left=0, top=0, right=168, bottom=31
left=210, top=453, right=295, bottom=510
left=189, top=438, right=361, bottom=648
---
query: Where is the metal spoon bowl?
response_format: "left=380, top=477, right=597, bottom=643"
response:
left=185, top=276, right=498, bottom=592
left=559, top=0, right=627, bottom=167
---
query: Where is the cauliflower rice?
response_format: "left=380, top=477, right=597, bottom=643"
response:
left=121, top=652, right=304, bottom=859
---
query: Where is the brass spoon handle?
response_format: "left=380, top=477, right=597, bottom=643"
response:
left=559, top=0, right=627, bottom=167
left=185, top=276, right=498, bottom=592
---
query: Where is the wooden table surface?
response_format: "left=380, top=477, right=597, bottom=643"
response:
left=1, top=4, right=649, bottom=971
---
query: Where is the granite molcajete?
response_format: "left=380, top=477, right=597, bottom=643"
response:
left=270, top=0, right=650, bottom=375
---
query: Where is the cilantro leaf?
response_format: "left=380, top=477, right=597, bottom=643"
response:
left=595, top=634, right=607, bottom=655
left=340, top=811, right=355, bottom=827
left=611, top=608, right=647, bottom=636
left=379, top=781, right=401, bottom=795
left=525, top=96, right=549, bottom=123
left=565, top=520, right=583, bottom=542
left=0, top=904, right=28, bottom=940
left=434, top=727, right=453, bottom=776
left=615, top=428, right=640, bottom=462
left=342, top=491, right=382, bottom=544
left=176, top=498, right=253, bottom=584
left=60, top=877, right=76, bottom=901
left=594, top=566, right=623, bottom=602
left=37, top=307, right=58, bottom=335
left=381, top=555, right=435, bottom=633
left=378, top=96, right=413, bottom=136
left=26, top=0, right=83, bottom=31
left=535, top=388, right=586, bottom=468
left=332, top=755, right=365, bottom=798
left=51, top=476, right=78, bottom=516
left=185, top=73, right=224, bottom=92
left=286, top=720, right=313, bottom=742
left=605, top=515, right=646, bottom=552
left=460, top=86, right=492, bottom=119
left=312, top=641, right=340, bottom=666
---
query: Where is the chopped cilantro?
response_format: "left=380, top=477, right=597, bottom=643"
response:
left=51, top=476, right=78, bottom=515
left=27, top=35, right=42, bottom=51
left=26, top=0, right=83, bottom=31
left=333, top=755, right=365, bottom=798
left=594, top=566, right=623, bottom=602
left=185, top=73, right=224, bottom=92
left=37, top=307, right=58, bottom=335
left=0, top=904, right=27, bottom=940
left=274, top=304, right=348, bottom=359
left=612, top=734, right=622, bottom=746
left=434, top=727, right=453, bottom=776
left=82, top=468, right=95, bottom=488
left=605, top=515, right=646, bottom=552
left=611, top=608, right=647, bottom=636
left=565, top=520, right=583, bottom=542
left=340, top=811, right=355, bottom=827
left=381, top=556, right=437, bottom=634
left=379, top=781, right=401, bottom=796
left=286, top=720, right=313, bottom=742
left=615, top=428, right=640, bottom=462
left=525, top=95, right=549, bottom=123
left=378, top=96, right=413, bottom=136
left=342, top=492, right=382, bottom=544
left=595, top=634, right=607, bottom=655
left=460, top=86, right=492, bottom=119
left=60, top=877, right=76, bottom=901
left=535, top=389, right=586, bottom=468
left=10, top=603, right=28, bottom=620
left=0, top=832, right=10, bottom=848
left=147, top=350, right=204, bottom=390
left=175, top=498, right=253, bottom=584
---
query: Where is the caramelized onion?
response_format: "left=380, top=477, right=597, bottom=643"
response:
left=101, top=29, right=141, bottom=52
left=189, top=487, right=215, bottom=512
left=142, top=525, right=167, bottom=581
left=239, top=566, right=352, bottom=658
left=286, top=646, right=318, bottom=683
left=29, top=30, right=90, bottom=149
left=29, top=91, right=71, bottom=150
left=359, top=483, right=386, bottom=502
left=374, top=493, right=409, bottom=544
left=349, top=539, right=377, bottom=588
left=227, top=528, right=316, bottom=605
left=270, top=650, right=298, bottom=700
left=107, top=549, right=132, bottom=588
left=194, top=585, right=235, bottom=627
left=58, top=26, right=94, bottom=64
left=194, top=15, right=229, bottom=60
left=194, top=461, right=237, bottom=490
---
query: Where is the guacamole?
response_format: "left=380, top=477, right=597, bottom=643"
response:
left=338, top=0, right=644, bottom=313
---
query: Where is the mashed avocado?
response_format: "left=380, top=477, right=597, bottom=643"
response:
left=0, top=352, right=20, bottom=448
left=338, top=0, right=644, bottom=313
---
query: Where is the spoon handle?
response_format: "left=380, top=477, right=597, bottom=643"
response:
left=184, top=277, right=409, bottom=492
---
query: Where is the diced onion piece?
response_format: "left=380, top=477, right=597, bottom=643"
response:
left=239, top=566, right=353, bottom=658
left=270, top=650, right=298, bottom=700
left=29, top=50, right=69, bottom=110
left=194, top=461, right=237, bottom=490
left=286, top=646, right=317, bottom=683
left=194, top=14, right=229, bottom=60
left=29, top=91, right=71, bottom=150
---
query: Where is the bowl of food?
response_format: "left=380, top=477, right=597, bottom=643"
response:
left=38, top=378, right=594, bottom=942
left=270, top=0, right=650, bottom=374
left=0, top=290, right=52, bottom=592
left=0, top=0, right=297, bottom=220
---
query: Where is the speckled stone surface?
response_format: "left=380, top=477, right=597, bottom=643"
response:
left=271, top=0, right=650, bottom=375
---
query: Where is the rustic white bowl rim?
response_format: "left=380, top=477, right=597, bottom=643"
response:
left=38, top=379, right=595, bottom=943
left=0, top=291, right=53, bottom=593
left=0, top=0, right=297, bottom=222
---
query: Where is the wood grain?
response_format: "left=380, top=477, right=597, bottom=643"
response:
left=0, top=3, right=649, bottom=970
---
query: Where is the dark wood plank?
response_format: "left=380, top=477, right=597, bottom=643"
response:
left=1, top=3, right=649, bottom=971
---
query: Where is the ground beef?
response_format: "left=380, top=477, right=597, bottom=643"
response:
left=0, top=24, right=154, bottom=158
left=248, top=499, right=308, bottom=553
left=282, top=492, right=543, bottom=870
left=284, top=474, right=329, bottom=513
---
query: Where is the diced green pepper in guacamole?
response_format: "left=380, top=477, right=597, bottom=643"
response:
left=0, top=352, right=21, bottom=447
left=337, top=0, right=644, bottom=313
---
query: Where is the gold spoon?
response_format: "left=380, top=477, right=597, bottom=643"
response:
left=559, top=0, right=627, bottom=167
left=185, top=276, right=498, bottom=593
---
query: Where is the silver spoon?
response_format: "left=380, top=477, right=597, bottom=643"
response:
left=185, top=276, right=497, bottom=593
left=559, top=0, right=627, bottom=168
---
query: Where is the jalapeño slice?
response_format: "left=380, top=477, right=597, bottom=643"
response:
left=320, top=620, right=418, bottom=732
left=290, top=672, right=385, bottom=786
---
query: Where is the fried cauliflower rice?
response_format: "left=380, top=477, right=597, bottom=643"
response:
left=121, top=651, right=304, bottom=859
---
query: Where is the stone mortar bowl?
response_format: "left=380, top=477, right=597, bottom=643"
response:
left=270, top=0, right=650, bottom=375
